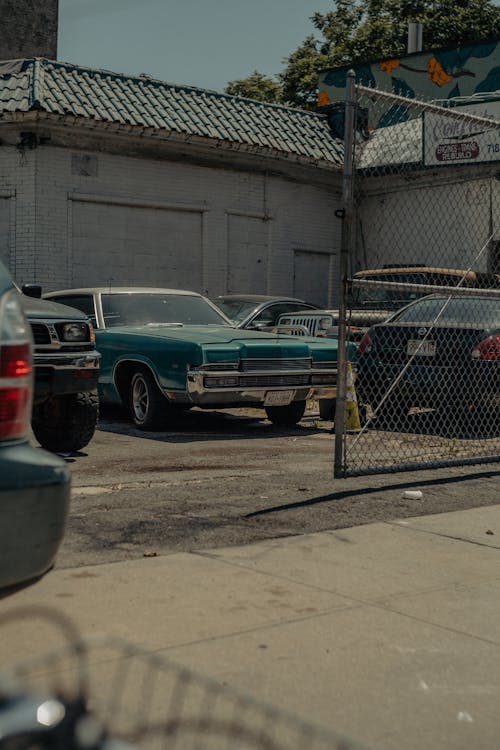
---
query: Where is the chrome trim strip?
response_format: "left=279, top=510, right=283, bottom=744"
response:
left=33, top=352, right=101, bottom=369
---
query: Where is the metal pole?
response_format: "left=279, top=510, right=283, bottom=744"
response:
left=334, top=70, right=356, bottom=478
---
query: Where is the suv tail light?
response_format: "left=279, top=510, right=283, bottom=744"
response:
left=471, top=334, right=500, bottom=361
left=0, top=290, right=33, bottom=440
left=357, top=332, right=372, bottom=355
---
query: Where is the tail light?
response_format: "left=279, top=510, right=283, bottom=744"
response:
left=357, top=332, right=372, bottom=355
left=471, top=334, right=500, bottom=361
left=0, top=290, right=33, bottom=440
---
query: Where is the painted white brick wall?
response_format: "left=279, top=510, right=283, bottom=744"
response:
left=356, top=172, right=498, bottom=273
left=1, top=137, right=343, bottom=304
left=3, top=132, right=498, bottom=296
left=0, top=146, right=37, bottom=282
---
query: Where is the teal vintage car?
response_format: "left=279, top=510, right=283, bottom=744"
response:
left=45, top=287, right=344, bottom=429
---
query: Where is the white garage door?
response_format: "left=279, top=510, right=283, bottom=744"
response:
left=227, top=214, right=268, bottom=293
left=71, top=201, right=203, bottom=290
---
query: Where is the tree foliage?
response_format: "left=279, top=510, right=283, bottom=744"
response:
left=224, top=70, right=282, bottom=104
left=225, top=0, right=500, bottom=109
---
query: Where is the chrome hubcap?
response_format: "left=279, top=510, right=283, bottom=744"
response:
left=132, top=376, right=148, bottom=422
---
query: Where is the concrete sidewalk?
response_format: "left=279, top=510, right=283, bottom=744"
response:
left=2, top=503, right=500, bottom=750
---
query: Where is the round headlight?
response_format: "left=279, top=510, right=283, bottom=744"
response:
left=318, top=317, right=333, bottom=329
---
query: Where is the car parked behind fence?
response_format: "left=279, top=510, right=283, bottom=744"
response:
left=0, top=261, right=71, bottom=590
left=355, top=293, right=500, bottom=427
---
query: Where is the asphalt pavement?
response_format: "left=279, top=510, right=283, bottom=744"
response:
left=1, top=489, right=500, bottom=750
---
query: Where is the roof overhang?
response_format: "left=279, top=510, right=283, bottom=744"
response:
left=0, top=110, right=343, bottom=187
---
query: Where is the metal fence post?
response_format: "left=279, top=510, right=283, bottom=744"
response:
left=334, top=70, right=357, bottom=478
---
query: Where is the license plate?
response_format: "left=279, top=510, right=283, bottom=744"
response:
left=407, top=339, right=436, bottom=357
left=264, top=390, right=295, bottom=406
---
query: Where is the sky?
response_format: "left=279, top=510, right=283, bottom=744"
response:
left=57, top=0, right=335, bottom=93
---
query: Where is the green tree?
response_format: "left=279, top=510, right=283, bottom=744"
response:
left=226, top=0, right=500, bottom=110
left=282, top=0, right=500, bottom=108
left=224, top=70, right=282, bottom=104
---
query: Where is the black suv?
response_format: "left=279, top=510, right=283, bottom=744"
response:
left=20, top=285, right=100, bottom=453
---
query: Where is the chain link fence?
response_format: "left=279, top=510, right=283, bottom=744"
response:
left=334, top=78, right=500, bottom=477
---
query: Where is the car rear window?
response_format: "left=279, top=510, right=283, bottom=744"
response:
left=392, top=296, right=500, bottom=328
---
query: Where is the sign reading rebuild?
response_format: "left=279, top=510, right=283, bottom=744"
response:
left=423, top=98, right=500, bottom=166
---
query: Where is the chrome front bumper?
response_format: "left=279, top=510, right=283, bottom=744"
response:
left=186, top=368, right=337, bottom=405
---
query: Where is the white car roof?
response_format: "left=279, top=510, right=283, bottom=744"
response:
left=47, top=287, right=202, bottom=296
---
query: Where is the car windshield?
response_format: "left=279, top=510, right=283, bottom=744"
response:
left=214, top=299, right=258, bottom=323
left=392, top=296, right=500, bottom=328
left=101, top=293, right=230, bottom=328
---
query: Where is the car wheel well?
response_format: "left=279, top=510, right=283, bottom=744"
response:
left=114, top=361, right=156, bottom=404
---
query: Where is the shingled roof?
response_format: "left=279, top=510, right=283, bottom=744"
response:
left=0, top=58, right=343, bottom=167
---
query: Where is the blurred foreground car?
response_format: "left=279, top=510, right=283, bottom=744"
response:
left=0, top=261, right=70, bottom=590
left=45, top=287, right=343, bottom=429
left=212, top=294, right=318, bottom=330
left=355, top=294, right=500, bottom=421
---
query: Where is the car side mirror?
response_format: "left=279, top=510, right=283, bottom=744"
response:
left=21, top=284, right=42, bottom=298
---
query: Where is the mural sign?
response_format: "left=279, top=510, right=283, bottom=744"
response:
left=318, top=39, right=500, bottom=131
left=423, top=97, right=500, bottom=166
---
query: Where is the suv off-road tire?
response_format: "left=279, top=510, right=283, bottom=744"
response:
left=32, top=390, right=99, bottom=453
left=265, top=399, right=306, bottom=427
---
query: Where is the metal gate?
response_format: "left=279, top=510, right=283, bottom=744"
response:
left=334, top=74, right=500, bottom=477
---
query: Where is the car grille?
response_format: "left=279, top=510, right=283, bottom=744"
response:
left=241, top=374, right=310, bottom=387
left=312, top=360, right=336, bottom=369
left=240, top=358, right=311, bottom=371
left=199, top=362, right=239, bottom=371
left=30, top=323, right=51, bottom=345
left=285, top=317, right=322, bottom=336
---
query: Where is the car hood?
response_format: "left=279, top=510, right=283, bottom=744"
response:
left=100, top=324, right=340, bottom=355
left=18, top=294, right=88, bottom=320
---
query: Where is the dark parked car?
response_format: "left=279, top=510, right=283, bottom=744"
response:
left=45, top=287, right=342, bottom=429
left=212, top=295, right=318, bottom=330
left=0, top=261, right=71, bottom=589
left=355, top=294, right=500, bottom=421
